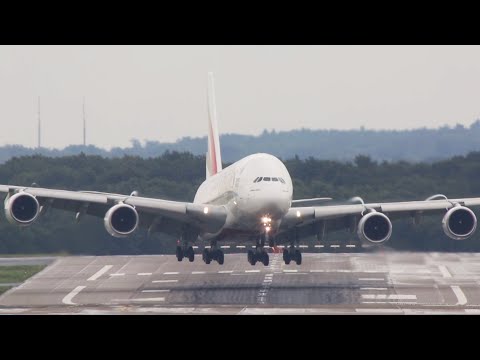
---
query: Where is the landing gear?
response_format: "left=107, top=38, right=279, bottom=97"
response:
left=176, top=245, right=195, bottom=262
left=247, top=235, right=270, bottom=266
left=283, top=246, right=302, bottom=265
left=202, top=240, right=224, bottom=265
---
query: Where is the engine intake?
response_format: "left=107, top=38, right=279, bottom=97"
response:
left=357, top=211, right=392, bottom=244
left=442, top=205, right=477, bottom=240
left=104, top=204, right=139, bottom=237
left=4, top=192, right=40, bottom=226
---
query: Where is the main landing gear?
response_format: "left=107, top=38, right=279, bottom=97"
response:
left=283, top=245, right=302, bottom=265
left=283, top=229, right=302, bottom=265
left=247, top=233, right=269, bottom=266
left=202, top=240, right=224, bottom=265
left=176, top=245, right=195, bottom=262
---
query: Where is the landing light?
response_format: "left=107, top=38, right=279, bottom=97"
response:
left=296, top=211, right=301, bottom=218
left=266, top=226, right=271, bottom=233
left=204, top=207, right=209, bottom=214
left=262, top=216, right=271, bottom=224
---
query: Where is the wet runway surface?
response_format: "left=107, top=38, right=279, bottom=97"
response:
left=2, top=252, right=480, bottom=314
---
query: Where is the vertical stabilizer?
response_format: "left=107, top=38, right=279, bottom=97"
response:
left=206, top=72, right=223, bottom=178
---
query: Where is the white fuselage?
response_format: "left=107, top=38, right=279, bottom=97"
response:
left=194, top=153, right=293, bottom=239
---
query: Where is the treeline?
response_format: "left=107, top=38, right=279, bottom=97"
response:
left=2, top=121, right=480, bottom=164
left=1, top=151, right=480, bottom=254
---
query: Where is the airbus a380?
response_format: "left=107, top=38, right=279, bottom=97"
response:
left=1, top=73, right=479, bottom=266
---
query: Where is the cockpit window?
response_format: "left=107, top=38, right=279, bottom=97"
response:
left=272, top=177, right=278, bottom=182
left=253, top=177, right=260, bottom=183
left=263, top=177, right=271, bottom=181
left=279, top=177, right=286, bottom=184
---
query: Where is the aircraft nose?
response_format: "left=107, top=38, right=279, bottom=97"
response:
left=251, top=191, right=290, bottom=218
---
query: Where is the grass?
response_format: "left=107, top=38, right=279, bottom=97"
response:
left=0, top=265, right=47, bottom=294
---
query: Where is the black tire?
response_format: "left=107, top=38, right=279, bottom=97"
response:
left=176, top=246, right=184, bottom=262
left=203, top=249, right=211, bottom=264
left=295, top=250, right=302, bottom=265
left=247, top=250, right=254, bottom=265
left=283, top=250, right=290, bottom=265
left=262, top=252, right=269, bottom=266
left=187, top=246, right=195, bottom=262
left=217, top=251, right=224, bottom=265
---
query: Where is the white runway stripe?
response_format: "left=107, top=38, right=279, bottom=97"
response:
left=164, top=272, right=179, bottom=275
left=283, top=269, right=298, bottom=273
left=245, top=270, right=260, bottom=273
left=110, top=273, right=125, bottom=277
left=192, top=271, right=206, bottom=275
left=236, top=246, right=246, bottom=249
left=314, top=245, right=325, bottom=248
left=131, top=297, right=165, bottom=302
left=438, top=265, right=452, bottom=278
left=62, top=286, right=86, bottom=305
left=451, top=285, right=468, bottom=305
left=142, top=290, right=170, bottom=293
left=220, top=246, right=231, bottom=249
left=153, top=280, right=178, bottom=283
left=358, top=278, right=385, bottom=281
left=138, top=273, right=152, bottom=276
left=361, top=287, right=388, bottom=291
left=362, top=294, right=417, bottom=300
left=218, top=270, right=233, bottom=274
left=87, top=265, right=113, bottom=281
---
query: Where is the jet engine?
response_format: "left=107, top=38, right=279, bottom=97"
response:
left=357, top=211, right=392, bottom=244
left=104, top=204, right=139, bottom=237
left=442, top=205, right=477, bottom=240
left=4, top=192, right=40, bottom=226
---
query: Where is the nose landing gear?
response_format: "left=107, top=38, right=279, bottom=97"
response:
left=247, top=233, right=270, bottom=266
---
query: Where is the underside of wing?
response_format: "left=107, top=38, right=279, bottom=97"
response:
left=0, top=184, right=228, bottom=239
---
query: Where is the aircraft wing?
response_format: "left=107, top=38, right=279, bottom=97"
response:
left=291, top=198, right=332, bottom=207
left=280, top=197, right=480, bottom=235
left=0, top=185, right=228, bottom=236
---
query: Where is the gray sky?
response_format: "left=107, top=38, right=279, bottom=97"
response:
left=1, top=45, right=480, bottom=149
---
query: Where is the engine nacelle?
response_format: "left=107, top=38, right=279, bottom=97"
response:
left=357, top=211, right=392, bottom=244
left=4, top=192, right=40, bottom=226
left=442, top=205, right=477, bottom=240
left=104, top=204, right=139, bottom=238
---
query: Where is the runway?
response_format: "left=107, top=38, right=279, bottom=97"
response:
left=2, top=252, right=480, bottom=314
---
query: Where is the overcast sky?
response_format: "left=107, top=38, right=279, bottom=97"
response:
left=1, top=45, right=480, bottom=149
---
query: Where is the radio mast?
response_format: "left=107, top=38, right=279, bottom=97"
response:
left=37, top=96, right=41, bottom=149
left=83, top=97, right=86, bottom=146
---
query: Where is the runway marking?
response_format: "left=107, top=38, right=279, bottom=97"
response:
left=245, top=270, right=260, bottom=273
left=142, top=290, right=170, bottom=293
left=220, top=246, right=231, bottom=249
left=330, top=245, right=340, bottom=248
left=163, top=272, right=179, bottom=275
left=192, top=271, right=206, bottom=275
left=464, top=309, right=480, bottom=314
left=110, top=273, right=125, bottom=277
left=358, top=278, right=385, bottom=281
left=299, top=245, right=308, bottom=249
left=283, top=269, right=298, bottom=273
left=153, top=280, right=178, bottom=283
left=87, top=265, right=113, bottom=281
left=438, top=265, right=452, bottom=278
left=346, top=245, right=356, bottom=248
left=451, top=285, right=468, bottom=305
left=314, top=245, right=325, bottom=248
left=362, top=294, right=417, bottom=300
left=192, top=246, right=199, bottom=249
left=62, top=286, right=86, bottom=305
left=355, top=309, right=404, bottom=314
left=361, top=302, right=417, bottom=305
left=257, top=254, right=280, bottom=305
left=131, top=297, right=165, bottom=302
left=138, top=273, right=152, bottom=276
left=218, top=270, right=233, bottom=274
left=361, top=287, right=388, bottom=291
left=236, top=246, right=246, bottom=249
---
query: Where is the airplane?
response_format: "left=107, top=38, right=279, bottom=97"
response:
left=1, top=72, right=479, bottom=266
